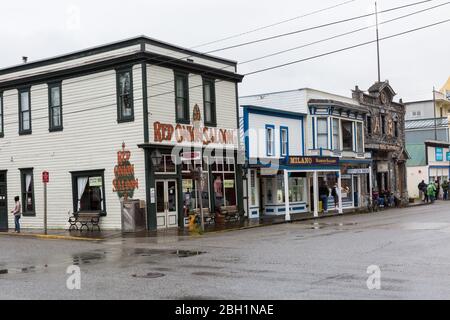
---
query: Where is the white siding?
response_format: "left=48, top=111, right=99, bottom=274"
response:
left=0, top=65, right=146, bottom=230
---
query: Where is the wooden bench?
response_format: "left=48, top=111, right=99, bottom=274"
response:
left=68, top=211, right=101, bottom=232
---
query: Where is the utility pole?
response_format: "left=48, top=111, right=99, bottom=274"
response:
left=375, top=1, right=381, bottom=83
left=433, top=86, right=438, bottom=141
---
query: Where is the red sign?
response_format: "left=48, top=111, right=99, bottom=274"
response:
left=42, top=171, right=49, bottom=183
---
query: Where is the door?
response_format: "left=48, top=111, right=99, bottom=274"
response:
left=155, top=180, right=178, bottom=229
left=0, top=171, right=8, bottom=231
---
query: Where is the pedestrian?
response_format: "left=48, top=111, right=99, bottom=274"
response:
left=319, top=182, right=330, bottom=213
left=418, top=180, right=427, bottom=202
left=435, top=181, right=440, bottom=201
left=11, top=196, right=21, bottom=233
left=427, top=182, right=437, bottom=204
left=442, top=180, right=449, bottom=201
left=331, top=184, right=339, bottom=210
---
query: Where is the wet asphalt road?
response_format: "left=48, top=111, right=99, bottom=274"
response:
left=1, top=201, right=450, bottom=300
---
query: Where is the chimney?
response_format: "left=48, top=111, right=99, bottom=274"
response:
left=22, top=56, right=28, bottom=64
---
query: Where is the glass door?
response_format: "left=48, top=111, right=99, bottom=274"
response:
left=155, top=180, right=178, bottom=229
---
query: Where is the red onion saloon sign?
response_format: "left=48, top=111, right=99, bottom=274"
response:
left=113, top=143, right=139, bottom=200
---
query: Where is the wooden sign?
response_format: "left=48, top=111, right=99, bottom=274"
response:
left=113, top=143, right=139, bottom=200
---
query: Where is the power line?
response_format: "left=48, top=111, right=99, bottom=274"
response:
left=190, top=0, right=358, bottom=49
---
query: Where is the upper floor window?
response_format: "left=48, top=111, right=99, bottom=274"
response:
left=19, top=88, right=31, bottom=135
left=203, top=78, right=216, bottom=126
left=394, top=120, right=399, bottom=138
left=316, top=118, right=328, bottom=149
left=175, top=72, right=189, bottom=123
left=266, top=125, right=275, bottom=156
left=356, top=122, right=364, bottom=153
left=367, top=115, right=372, bottom=135
left=280, top=127, right=289, bottom=157
left=381, top=114, right=386, bottom=135
left=117, top=68, right=134, bottom=122
left=20, top=168, right=35, bottom=216
left=342, top=120, right=353, bottom=151
left=49, top=83, right=63, bottom=131
left=0, top=93, right=3, bottom=138
left=332, top=118, right=340, bottom=151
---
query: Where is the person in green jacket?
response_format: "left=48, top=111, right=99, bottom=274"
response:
left=442, top=180, right=449, bottom=201
left=427, top=182, right=437, bottom=203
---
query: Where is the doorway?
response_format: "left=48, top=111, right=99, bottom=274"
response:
left=0, top=171, right=8, bottom=231
left=155, top=180, right=178, bottom=229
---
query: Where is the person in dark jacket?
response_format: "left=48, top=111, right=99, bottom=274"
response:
left=418, top=180, right=427, bottom=202
left=319, top=182, right=330, bottom=213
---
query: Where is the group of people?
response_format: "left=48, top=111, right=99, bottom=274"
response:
left=372, top=190, right=396, bottom=208
left=418, top=180, right=449, bottom=203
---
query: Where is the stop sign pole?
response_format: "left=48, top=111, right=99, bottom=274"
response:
left=42, top=171, right=49, bottom=235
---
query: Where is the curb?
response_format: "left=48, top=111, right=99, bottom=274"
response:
left=0, top=232, right=103, bottom=242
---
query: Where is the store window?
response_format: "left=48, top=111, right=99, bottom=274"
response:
left=332, top=118, right=340, bottom=151
left=289, top=177, right=305, bottom=203
left=182, top=159, right=210, bottom=215
left=212, top=157, right=236, bottom=208
left=317, top=118, right=328, bottom=149
left=264, top=176, right=306, bottom=205
left=342, top=120, right=353, bottom=151
left=20, top=168, right=35, bottom=216
left=249, top=169, right=258, bottom=207
left=280, top=127, right=289, bottom=157
left=266, top=125, right=275, bottom=156
left=49, top=82, right=63, bottom=131
left=117, top=68, right=134, bottom=122
left=155, top=155, right=177, bottom=174
left=356, top=122, right=364, bottom=153
left=71, top=170, right=106, bottom=215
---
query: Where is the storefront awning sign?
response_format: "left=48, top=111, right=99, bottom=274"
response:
left=347, top=168, right=371, bottom=174
left=288, top=156, right=339, bottom=167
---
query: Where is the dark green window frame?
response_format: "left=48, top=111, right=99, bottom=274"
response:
left=203, top=77, right=217, bottom=127
left=48, top=82, right=63, bottom=132
left=20, top=168, right=35, bottom=217
left=174, top=71, right=190, bottom=124
left=116, top=67, right=134, bottom=123
left=18, top=88, right=32, bottom=135
left=71, top=169, right=107, bottom=216
left=0, top=92, right=3, bottom=138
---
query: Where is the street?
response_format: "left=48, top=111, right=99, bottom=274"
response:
left=1, top=202, right=450, bottom=300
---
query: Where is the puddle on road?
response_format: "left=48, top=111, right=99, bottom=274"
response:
left=173, top=250, right=204, bottom=258
left=132, top=272, right=165, bottom=279
left=307, top=222, right=358, bottom=230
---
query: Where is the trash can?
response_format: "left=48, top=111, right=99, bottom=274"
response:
left=121, top=199, right=146, bottom=232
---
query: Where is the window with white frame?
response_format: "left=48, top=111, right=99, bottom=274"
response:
left=266, top=125, right=275, bottom=156
left=280, top=127, right=288, bottom=157
left=342, top=120, right=353, bottom=151
left=356, top=122, right=364, bottom=153
left=317, top=118, right=328, bottom=149
left=332, top=118, right=340, bottom=151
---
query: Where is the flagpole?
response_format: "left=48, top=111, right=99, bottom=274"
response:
left=375, top=1, right=381, bottom=82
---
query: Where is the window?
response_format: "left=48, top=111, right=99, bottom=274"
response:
left=203, top=78, right=216, bottom=126
left=289, top=177, right=305, bottom=203
left=117, top=68, right=134, bottom=122
left=332, top=118, right=340, bottom=150
left=71, top=170, right=106, bottom=215
left=280, top=127, right=289, bottom=157
left=155, top=155, right=177, bottom=174
left=266, top=125, right=275, bottom=156
left=381, top=114, right=386, bottom=135
left=48, top=83, right=63, bottom=131
left=182, top=158, right=209, bottom=211
left=212, top=157, right=237, bottom=208
left=317, top=118, right=328, bottom=149
left=249, top=169, right=257, bottom=207
left=367, top=115, right=372, bottom=135
left=175, top=72, right=189, bottom=123
left=394, top=120, right=399, bottom=138
left=342, top=120, right=353, bottom=151
left=356, top=122, right=364, bottom=153
left=0, top=93, right=3, bottom=138
left=19, top=88, right=31, bottom=135
left=20, top=168, right=35, bottom=216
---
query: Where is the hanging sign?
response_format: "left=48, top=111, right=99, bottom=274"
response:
left=89, top=177, right=103, bottom=187
left=113, top=142, right=139, bottom=200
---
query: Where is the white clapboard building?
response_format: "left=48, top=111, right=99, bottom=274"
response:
left=0, top=36, right=244, bottom=231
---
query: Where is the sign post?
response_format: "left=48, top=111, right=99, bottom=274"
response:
left=42, top=171, right=49, bottom=235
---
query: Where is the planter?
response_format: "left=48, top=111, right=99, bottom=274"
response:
left=215, top=214, right=226, bottom=225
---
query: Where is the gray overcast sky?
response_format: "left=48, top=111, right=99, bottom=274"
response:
left=1, top=0, right=449, bottom=101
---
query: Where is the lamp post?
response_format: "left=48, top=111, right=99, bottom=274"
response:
left=151, top=149, right=163, bottom=170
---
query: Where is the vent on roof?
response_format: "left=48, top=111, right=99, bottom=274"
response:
left=22, top=56, right=28, bottom=64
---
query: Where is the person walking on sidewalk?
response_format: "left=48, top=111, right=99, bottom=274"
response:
left=11, top=196, right=21, bottom=233
left=427, top=182, right=437, bottom=204
left=418, top=180, right=427, bottom=202
left=442, top=180, right=449, bottom=201
left=319, top=182, right=330, bottom=213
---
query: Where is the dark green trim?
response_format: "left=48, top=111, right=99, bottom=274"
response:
left=48, top=81, right=63, bottom=132
left=174, top=71, right=190, bottom=124
left=116, top=66, right=135, bottom=123
left=70, top=169, right=107, bottom=217
left=0, top=170, right=8, bottom=230
left=141, top=63, right=149, bottom=143
left=144, top=150, right=155, bottom=230
left=18, top=87, right=32, bottom=135
left=0, top=92, right=3, bottom=138
left=19, top=168, right=35, bottom=217
left=202, top=77, right=217, bottom=127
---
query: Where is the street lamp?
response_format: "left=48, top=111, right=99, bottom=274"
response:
left=151, top=149, right=163, bottom=170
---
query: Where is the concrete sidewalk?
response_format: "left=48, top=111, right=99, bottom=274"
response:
left=0, top=201, right=433, bottom=241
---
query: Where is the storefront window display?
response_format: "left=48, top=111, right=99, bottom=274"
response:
left=182, top=159, right=209, bottom=216
left=264, top=175, right=306, bottom=206
left=212, top=157, right=237, bottom=208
